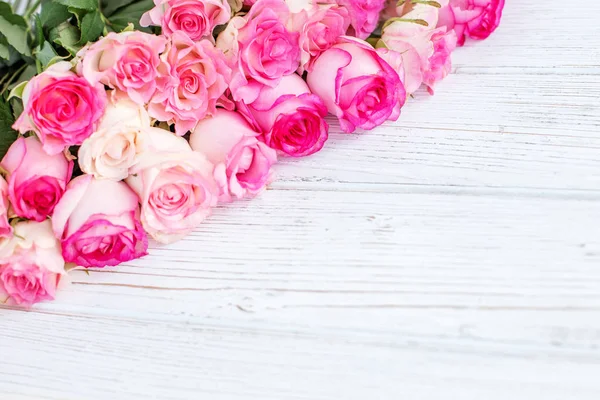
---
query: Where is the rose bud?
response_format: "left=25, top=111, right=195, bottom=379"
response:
left=12, top=62, right=107, bottom=155
left=148, top=31, right=231, bottom=136
left=0, top=220, right=65, bottom=307
left=288, top=3, right=351, bottom=73
left=52, top=175, right=148, bottom=268
left=306, top=36, right=405, bottom=133
left=438, top=0, right=505, bottom=46
left=238, top=74, right=329, bottom=157
left=216, top=0, right=300, bottom=103
left=126, top=127, right=218, bottom=244
left=190, top=110, right=277, bottom=202
left=77, top=31, right=168, bottom=104
left=141, top=0, right=231, bottom=41
left=78, top=99, right=151, bottom=181
left=1, top=137, right=73, bottom=222
left=379, top=1, right=454, bottom=94
left=336, top=0, right=386, bottom=39
left=0, top=176, right=11, bottom=238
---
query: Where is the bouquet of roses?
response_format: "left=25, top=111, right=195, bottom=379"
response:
left=0, top=0, right=504, bottom=307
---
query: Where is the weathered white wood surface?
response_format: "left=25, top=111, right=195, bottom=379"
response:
left=2, top=1, right=600, bottom=399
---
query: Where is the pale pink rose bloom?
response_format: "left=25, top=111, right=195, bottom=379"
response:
left=289, top=4, right=351, bottom=73
left=141, top=0, right=231, bottom=41
left=238, top=74, right=329, bottom=157
left=149, top=32, right=231, bottom=136
left=379, top=1, right=445, bottom=93
left=1, top=137, right=73, bottom=222
left=126, top=127, right=218, bottom=244
left=216, top=0, right=300, bottom=103
left=422, top=28, right=457, bottom=94
left=307, top=36, right=405, bottom=133
left=12, top=62, right=107, bottom=155
left=190, top=110, right=277, bottom=202
left=335, top=0, right=386, bottom=39
left=438, top=0, right=505, bottom=46
left=77, top=32, right=168, bottom=104
left=79, top=99, right=151, bottom=181
left=0, top=220, right=65, bottom=307
left=52, top=175, right=148, bottom=268
left=0, top=176, right=11, bottom=238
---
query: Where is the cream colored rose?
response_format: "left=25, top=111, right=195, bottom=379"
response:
left=78, top=99, right=150, bottom=180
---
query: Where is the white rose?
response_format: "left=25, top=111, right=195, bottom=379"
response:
left=78, top=99, right=150, bottom=180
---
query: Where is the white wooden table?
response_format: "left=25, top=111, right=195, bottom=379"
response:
left=2, top=1, right=600, bottom=399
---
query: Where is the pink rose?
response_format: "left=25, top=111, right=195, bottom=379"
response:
left=190, top=110, right=277, bottom=202
left=52, top=175, right=148, bottom=268
left=1, top=137, right=73, bottom=222
left=336, top=0, right=385, bottom=39
left=238, top=74, right=329, bottom=157
left=141, top=0, right=231, bottom=41
left=216, top=0, right=300, bottom=103
left=0, top=220, right=65, bottom=307
left=12, top=62, right=107, bottom=155
left=306, top=36, right=405, bottom=133
left=379, top=2, right=446, bottom=94
left=78, top=32, right=168, bottom=104
left=126, top=127, right=218, bottom=244
left=290, top=4, right=351, bottom=73
left=438, top=0, right=505, bottom=46
left=149, top=32, right=231, bottom=136
left=0, top=176, right=11, bottom=238
left=423, top=28, right=457, bottom=94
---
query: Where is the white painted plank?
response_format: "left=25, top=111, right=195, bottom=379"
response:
left=2, top=191, right=600, bottom=399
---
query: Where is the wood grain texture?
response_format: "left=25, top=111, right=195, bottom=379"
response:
left=2, top=0, right=600, bottom=399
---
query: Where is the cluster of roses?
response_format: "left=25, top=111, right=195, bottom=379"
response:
left=0, top=0, right=504, bottom=307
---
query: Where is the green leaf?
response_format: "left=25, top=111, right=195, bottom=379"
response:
left=101, top=0, right=137, bottom=17
left=53, top=0, right=97, bottom=11
left=78, top=10, right=104, bottom=45
left=35, top=40, right=59, bottom=66
left=50, top=21, right=81, bottom=56
left=8, top=80, right=27, bottom=100
left=0, top=15, right=31, bottom=56
left=0, top=41, right=8, bottom=59
left=108, top=0, right=154, bottom=33
left=9, top=96, right=23, bottom=122
left=0, top=96, right=19, bottom=160
left=39, top=0, right=72, bottom=28
left=0, top=2, right=27, bottom=27
left=34, top=15, right=44, bottom=45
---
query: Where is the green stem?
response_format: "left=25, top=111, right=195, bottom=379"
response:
left=1, top=63, right=28, bottom=95
left=23, top=0, right=42, bottom=19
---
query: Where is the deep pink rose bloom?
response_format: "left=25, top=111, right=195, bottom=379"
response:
left=78, top=32, right=168, bottom=104
left=1, top=137, right=73, bottom=222
left=337, top=0, right=385, bottom=39
left=289, top=4, right=351, bottom=73
left=307, top=36, right=405, bottom=133
left=0, top=220, right=65, bottom=307
left=141, top=0, right=231, bottom=41
left=423, top=28, right=457, bottom=94
left=0, top=176, right=11, bottom=238
left=216, top=0, right=300, bottom=103
left=438, top=0, right=505, bottom=46
left=239, top=74, right=329, bottom=157
left=190, top=110, right=277, bottom=202
left=12, top=62, right=107, bottom=155
left=52, top=175, right=148, bottom=268
left=149, top=32, right=231, bottom=136
left=126, top=127, right=218, bottom=244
